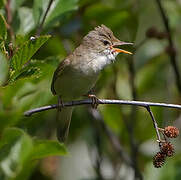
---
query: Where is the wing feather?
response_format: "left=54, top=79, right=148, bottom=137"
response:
left=51, top=59, right=70, bottom=95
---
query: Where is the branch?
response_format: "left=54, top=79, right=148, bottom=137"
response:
left=155, top=0, right=181, bottom=93
left=146, top=106, right=161, bottom=143
left=24, top=98, right=181, bottom=117
left=5, top=0, right=14, bottom=41
left=36, top=0, right=54, bottom=36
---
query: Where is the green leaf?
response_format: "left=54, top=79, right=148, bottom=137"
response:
left=11, top=60, right=42, bottom=81
left=16, top=7, right=35, bottom=34
left=14, top=35, right=29, bottom=48
left=9, top=56, right=60, bottom=82
left=12, top=0, right=27, bottom=8
left=84, top=4, right=129, bottom=28
left=11, top=56, right=59, bottom=80
left=0, top=128, right=33, bottom=178
left=33, top=0, right=49, bottom=26
left=31, top=140, right=67, bottom=159
left=11, top=0, right=28, bottom=13
left=0, top=14, right=7, bottom=40
left=45, top=0, right=78, bottom=27
left=10, top=35, right=51, bottom=77
left=0, top=52, right=8, bottom=86
left=0, top=0, right=4, bottom=9
left=0, top=128, right=24, bottom=150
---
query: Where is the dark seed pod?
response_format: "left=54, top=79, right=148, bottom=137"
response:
left=160, top=142, right=174, bottom=157
left=146, top=27, right=158, bottom=38
left=153, top=152, right=166, bottom=168
left=164, top=126, right=179, bottom=138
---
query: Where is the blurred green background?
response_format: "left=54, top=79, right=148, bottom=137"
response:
left=0, top=0, right=181, bottom=179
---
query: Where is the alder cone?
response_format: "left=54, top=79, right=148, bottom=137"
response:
left=160, top=142, right=174, bottom=157
left=153, top=152, right=166, bottom=168
left=164, top=126, right=179, bottom=138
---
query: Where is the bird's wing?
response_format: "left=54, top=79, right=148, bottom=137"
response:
left=51, top=58, right=70, bottom=95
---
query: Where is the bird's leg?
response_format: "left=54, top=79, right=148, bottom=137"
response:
left=83, top=89, right=99, bottom=109
left=88, top=94, right=99, bottom=109
left=58, top=96, right=64, bottom=111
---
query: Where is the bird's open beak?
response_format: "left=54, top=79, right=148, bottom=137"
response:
left=112, top=41, right=133, bottom=55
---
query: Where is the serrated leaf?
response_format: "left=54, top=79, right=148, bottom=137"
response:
left=31, top=140, right=67, bottom=159
left=15, top=66, right=40, bottom=80
left=45, top=0, right=78, bottom=27
left=11, top=60, right=42, bottom=81
left=10, top=35, right=51, bottom=73
left=0, top=14, right=7, bottom=40
left=9, top=57, right=57, bottom=81
left=14, top=35, right=29, bottom=48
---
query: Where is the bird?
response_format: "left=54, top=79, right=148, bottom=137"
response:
left=51, top=24, right=133, bottom=142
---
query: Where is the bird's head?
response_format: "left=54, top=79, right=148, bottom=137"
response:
left=82, top=25, right=133, bottom=62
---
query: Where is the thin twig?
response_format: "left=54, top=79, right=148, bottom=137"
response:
left=36, top=0, right=54, bottom=36
left=24, top=98, right=181, bottom=116
left=155, top=0, right=181, bottom=93
left=5, top=0, right=14, bottom=41
left=146, top=106, right=161, bottom=143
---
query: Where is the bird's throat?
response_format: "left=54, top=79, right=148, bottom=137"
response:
left=87, top=49, right=118, bottom=73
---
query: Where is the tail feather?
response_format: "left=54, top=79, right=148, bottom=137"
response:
left=56, top=107, right=73, bottom=142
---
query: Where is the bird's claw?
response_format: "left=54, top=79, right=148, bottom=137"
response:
left=88, top=94, right=99, bottom=109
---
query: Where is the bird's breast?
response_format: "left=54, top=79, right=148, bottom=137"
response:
left=54, top=52, right=114, bottom=100
left=54, top=66, right=98, bottom=100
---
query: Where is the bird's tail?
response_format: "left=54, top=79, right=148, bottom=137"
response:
left=56, top=107, right=73, bottom=142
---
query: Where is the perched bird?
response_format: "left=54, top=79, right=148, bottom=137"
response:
left=51, top=25, right=132, bottom=142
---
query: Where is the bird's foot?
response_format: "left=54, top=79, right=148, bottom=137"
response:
left=88, top=94, right=99, bottom=109
left=58, top=96, right=64, bottom=111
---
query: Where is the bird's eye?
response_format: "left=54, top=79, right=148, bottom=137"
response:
left=103, top=40, right=110, bottom=46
